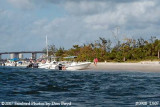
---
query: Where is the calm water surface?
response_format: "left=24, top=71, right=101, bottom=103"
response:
left=0, top=66, right=160, bottom=106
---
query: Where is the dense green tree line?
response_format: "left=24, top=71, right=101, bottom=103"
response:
left=44, top=36, right=160, bottom=62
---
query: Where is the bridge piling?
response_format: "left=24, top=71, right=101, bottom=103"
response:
left=10, top=53, right=19, bottom=59
left=0, top=51, right=45, bottom=60
left=32, top=53, right=37, bottom=60
left=0, top=54, right=1, bottom=60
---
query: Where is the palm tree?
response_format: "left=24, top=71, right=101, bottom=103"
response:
left=155, top=40, right=160, bottom=59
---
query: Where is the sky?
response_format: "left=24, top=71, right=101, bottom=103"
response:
left=0, top=0, right=160, bottom=52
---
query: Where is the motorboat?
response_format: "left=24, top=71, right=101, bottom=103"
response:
left=38, top=36, right=57, bottom=69
left=65, top=62, right=91, bottom=70
left=38, top=61, right=57, bottom=69
left=39, top=61, right=91, bottom=70
left=5, top=62, right=15, bottom=66
left=17, top=61, right=30, bottom=67
left=48, top=61, right=58, bottom=69
left=38, top=62, right=51, bottom=69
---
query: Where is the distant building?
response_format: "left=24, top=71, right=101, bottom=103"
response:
left=10, top=53, right=19, bottom=59
left=18, top=53, right=23, bottom=59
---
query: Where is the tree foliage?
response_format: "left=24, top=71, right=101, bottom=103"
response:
left=44, top=36, right=160, bottom=62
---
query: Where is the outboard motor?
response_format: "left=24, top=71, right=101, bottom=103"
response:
left=3, top=62, right=5, bottom=66
left=33, top=63, right=39, bottom=68
left=58, top=64, right=62, bottom=70
left=27, top=63, right=33, bottom=68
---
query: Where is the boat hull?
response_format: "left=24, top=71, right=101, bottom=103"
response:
left=66, top=62, right=91, bottom=70
left=38, top=63, right=51, bottom=69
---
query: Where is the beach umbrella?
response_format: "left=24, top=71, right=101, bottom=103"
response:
left=10, top=58, right=19, bottom=61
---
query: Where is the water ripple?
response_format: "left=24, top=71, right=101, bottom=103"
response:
left=1, top=67, right=160, bottom=106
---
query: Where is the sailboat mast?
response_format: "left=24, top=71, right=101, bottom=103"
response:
left=46, top=35, right=49, bottom=57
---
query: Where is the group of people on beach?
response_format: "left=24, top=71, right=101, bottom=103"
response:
left=93, top=58, right=98, bottom=66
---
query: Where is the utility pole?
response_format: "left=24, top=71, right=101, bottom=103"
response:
left=46, top=35, right=49, bottom=57
left=158, top=49, right=160, bottom=59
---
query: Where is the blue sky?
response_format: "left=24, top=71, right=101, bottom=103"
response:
left=0, top=0, right=160, bottom=53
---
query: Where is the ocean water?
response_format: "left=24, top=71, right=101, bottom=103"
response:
left=0, top=66, right=160, bottom=107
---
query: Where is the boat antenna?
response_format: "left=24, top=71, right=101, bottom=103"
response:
left=46, top=35, right=49, bottom=57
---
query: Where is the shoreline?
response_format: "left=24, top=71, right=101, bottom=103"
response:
left=88, top=62, right=160, bottom=72
left=1, top=61, right=160, bottom=72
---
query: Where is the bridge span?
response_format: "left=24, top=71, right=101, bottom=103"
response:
left=0, top=51, right=46, bottom=60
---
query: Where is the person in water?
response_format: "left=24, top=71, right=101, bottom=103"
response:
left=62, top=65, right=66, bottom=70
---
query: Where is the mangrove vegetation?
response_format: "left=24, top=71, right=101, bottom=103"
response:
left=44, top=36, right=160, bottom=62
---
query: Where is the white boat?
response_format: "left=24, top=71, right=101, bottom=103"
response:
left=49, top=61, right=58, bottom=69
left=37, top=36, right=91, bottom=70
left=38, top=61, right=57, bottom=69
left=38, top=61, right=91, bottom=70
left=65, top=62, right=91, bottom=70
left=17, top=61, right=30, bottom=67
left=38, top=36, right=52, bottom=69
left=5, top=62, right=15, bottom=66
left=38, top=62, right=51, bottom=69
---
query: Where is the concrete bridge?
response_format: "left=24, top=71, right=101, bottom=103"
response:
left=0, top=51, right=46, bottom=60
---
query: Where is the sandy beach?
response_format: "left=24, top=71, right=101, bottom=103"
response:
left=88, top=62, right=160, bottom=72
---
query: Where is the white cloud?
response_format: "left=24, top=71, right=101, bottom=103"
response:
left=7, top=0, right=34, bottom=9
left=82, top=0, right=159, bottom=30
left=1, top=0, right=160, bottom=52
left=63, top=1, right=111, bottom=15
